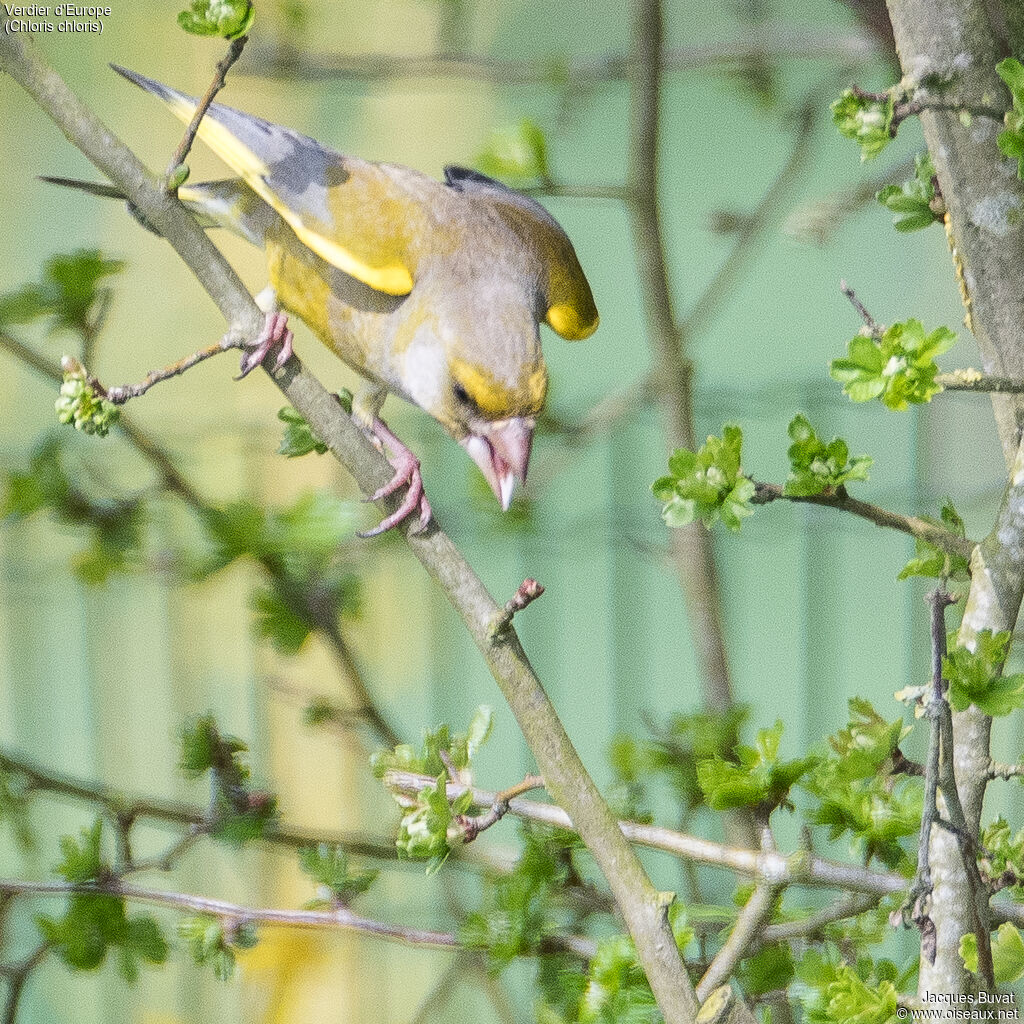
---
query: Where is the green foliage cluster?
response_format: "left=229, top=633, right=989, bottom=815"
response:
left=1, top=436, right=144, bottom=584
left=796, top=948, right=908, bottom=1024
left=996, top=58, right=1024, bottom=179
left=696, top=720, right=818, bottom=815
left=372, top=707, right=493, bottom=869
left=37, top=821, right=168, bottom=980
left=784, top=414, right=872, bottom=497
left=0, top=249, right=123, bottom=339
left=177, top=0, right=253, bottom=37
left=300, top=844, right=379, bottom=907
left=897, top=500, right=970, bottom=585
left=461, top=827, right=575, bottom=969
left=804, top=701, right=920, bottom=870
left=277, top=393, right=352, bottom=458
left=609, top=706, right=749, bottom=821
left=652, top=426, right=754, bottom=531
left=943, top=630, right=1024, bottom=718
left=178, top=915, right=257, bottom=980
left=179, top=714, right=278, bottom=844
left=831, top=89, right=894, bottom=160
left=55, top=368, right=120, bottom=437
left=200, top=491, right=360, bottom=653
left=830, top=319, right=957, bottom=410
left=876, top=152, right=943, bottom=232
left=961, top=923, right=1024, bottom=985
left=980, top=818, right=1024, bottom=899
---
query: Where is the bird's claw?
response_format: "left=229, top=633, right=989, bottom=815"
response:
left=358, top=420, right=433, bottom=538
left=237, top=311, right=294, bottom=379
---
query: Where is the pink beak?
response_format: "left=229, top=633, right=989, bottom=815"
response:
left=460, top=417, right=535, bottom=510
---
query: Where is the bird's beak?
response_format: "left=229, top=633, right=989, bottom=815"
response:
left=461, top=417, right=535, bottom=511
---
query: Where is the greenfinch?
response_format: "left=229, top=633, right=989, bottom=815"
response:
left=51, top=66, right=599, bottom=535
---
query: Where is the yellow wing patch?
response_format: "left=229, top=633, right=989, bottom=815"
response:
left=150, top=83, right=413, bottom=295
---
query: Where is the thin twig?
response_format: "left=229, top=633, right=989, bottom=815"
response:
left=840, top=280, right=883, bottom=336
left=0, top=879, right=459, bottom=948
left=936, top=370, right=1024, bottom=394
left=760, top=893, right=879, bottom=943
left=384, top=770, right=907, bottom=895
left=163, top=35, right=248, bottom=190
left=488, top=579, right=545, bottom=638
left=457, top=774, right=545, bottom=842
left=0, top=747, right=406, bottom=866
left=751, top=482, right=976, bottom=560
left=695, top=829, right=782, bottom=1001
left=101, top=333, right=246, bottom=404
left=1, top=942, right=50, bottom=1024
left=988, top=761, right=1024, bottom=780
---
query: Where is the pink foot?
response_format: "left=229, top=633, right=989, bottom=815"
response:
left=358, top=418, right=432, bottom=538
left=237, top=311, right=294, bottom=378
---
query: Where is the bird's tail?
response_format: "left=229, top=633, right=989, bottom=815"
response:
left=39, top=175, right=277, bottom=247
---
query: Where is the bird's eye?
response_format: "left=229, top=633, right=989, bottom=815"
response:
left=452, top=382, right=472, bottom=406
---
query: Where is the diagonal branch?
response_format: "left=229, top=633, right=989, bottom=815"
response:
left=0, top=31, right=697, bottom=1024
left=752, top=482, right=977, bottom=560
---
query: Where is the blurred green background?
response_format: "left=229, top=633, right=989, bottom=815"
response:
left=1, top=0, right=1020, bottom=1020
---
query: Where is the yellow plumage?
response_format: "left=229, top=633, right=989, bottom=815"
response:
left=103, top=67, right=600, bottom=527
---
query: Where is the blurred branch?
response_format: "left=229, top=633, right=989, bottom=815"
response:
left=0, top=942, right=49, bottom=1024
left=241, top=28, right=878, bottom=84
left=751, top=482, right=977, bottom=560
left=627, top=0, right=736, bottom=734
left=759, top=893, right=878, bottom=943
left=0, top=329, right=401, bottom=749
left=0, top=32, right=695, bottom=1022
left=0, top=748, right=406, bottom=866
left=0, top=879, right=460, bottom=949
left=383, top=770, right=908, bottom=896
left=695, top=829, right=782, bottom=1002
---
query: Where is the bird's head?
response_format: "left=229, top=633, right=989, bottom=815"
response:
left=392, top=166, right=599, bottom=509
left=395, top=284, right=548, bottom=509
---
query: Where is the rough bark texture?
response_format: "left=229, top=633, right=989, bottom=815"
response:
left=885, top=0, right=1024, bottom=1003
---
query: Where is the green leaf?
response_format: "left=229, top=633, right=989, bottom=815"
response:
left=0, top=249, right=124, bottom=337
left=299, top=844, right=378, bottom=905
left=697, top=721, right=818, bottom=813
left=997, top=59, right=1024, bottom=179
left=831, top=319, right=957, bottom=410
left=251, top=586, right=311, bottom=654
left=38, top=894, right=166, bottom=978
left=961, top=922, right=1024, bottom=984
left=277, top=406, right=328, bottom=457
left=178, top=914, right=253, bottom=980
left=898, top=500, right=971, bottom=584
left=827, top=698, right=910, bottom=780
left=783, top=414, right=872, bottom=496
left=944, top=630, right=1024, bottom=716
left=831, top=89, right=895, bottom=160
left=56, top=819, right=106, bottom=883
left=654, top=425, right=755, bottom=533
left=177, top=0, right=254, bottom=37
left=876, top=151, right=942, bottom=231
left=178, top=715, right=277, bottom=845
left=475, top=119, right=550, bottom=186
left=739, top=942, right=794, bottom=997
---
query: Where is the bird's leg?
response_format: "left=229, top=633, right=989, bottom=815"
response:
left=352, top=386, right=432, bottom=538
left=237, top=286, right=294, bottom=378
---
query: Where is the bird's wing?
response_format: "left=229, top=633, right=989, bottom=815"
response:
left=443, top=167, right=599, bottom=340
left=113, top=66, right=422, bottom=296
